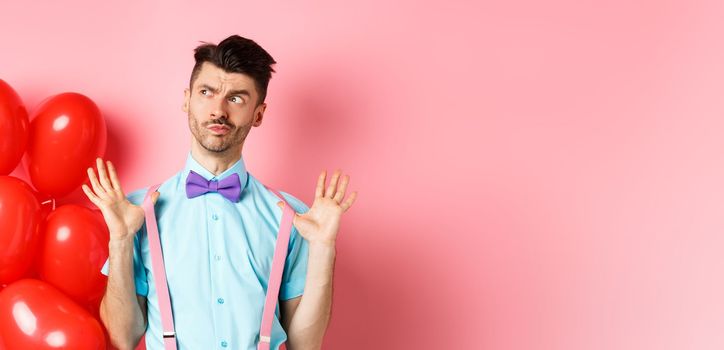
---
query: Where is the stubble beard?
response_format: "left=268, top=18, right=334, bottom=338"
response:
left=188, top=112, right=251, bottom=154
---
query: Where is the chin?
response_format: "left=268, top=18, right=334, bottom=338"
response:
left=210, top=140, right=240, bottom=152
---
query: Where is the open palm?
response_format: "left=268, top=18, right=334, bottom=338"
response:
left=281, top=169, right=357, bottom=246
left=82, top=158, right=159, bottom=240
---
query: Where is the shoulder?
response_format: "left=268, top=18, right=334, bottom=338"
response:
left=126, top=188, right=149, bottom=206
left=125, top=172, right=180, bottom=206
left=279, top=191, right=309, bottom=214
left=278, top=191, right=310, bottom=214
left=246, top=173, right=310, bottom=214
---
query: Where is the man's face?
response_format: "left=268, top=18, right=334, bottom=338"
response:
left=183, top=62, right=266, bottom=154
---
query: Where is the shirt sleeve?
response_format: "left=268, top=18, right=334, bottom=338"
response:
left=278, top=191, right=310, bottom=300
left=100, top=189, right=150, bottom=297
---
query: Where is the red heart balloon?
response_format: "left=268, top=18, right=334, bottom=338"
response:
left=0, top=176, right=42, bottom=285
left=0, top=80, right=29, bottom=176
left=0, top=279, right=105, bottom=349
left=37, top=205, right=109, bottom=309
left=25, top=92, right=106, bottom=199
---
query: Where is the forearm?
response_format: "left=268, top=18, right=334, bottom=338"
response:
left=101, top=234, right=145, bottom=350
left=286, top=243, right=337, bottom=350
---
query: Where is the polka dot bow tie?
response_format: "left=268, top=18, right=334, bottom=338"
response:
left=185, top=170, right=242, bottom=202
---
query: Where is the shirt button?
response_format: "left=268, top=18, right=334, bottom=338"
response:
left=215, top=255, right=222, bottom=261
left=221, top=340, right=228, bottom=347
left=211, top=213, right=218, bottom=220
left=217, top=297, right=225, bottom=304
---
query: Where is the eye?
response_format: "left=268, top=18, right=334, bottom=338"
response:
left=229, top=96, right=243, bottom=104
left=200, top=89, right=209, bottom=96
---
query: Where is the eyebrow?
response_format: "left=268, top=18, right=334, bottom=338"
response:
left=198, top=84, right=251, bottom=98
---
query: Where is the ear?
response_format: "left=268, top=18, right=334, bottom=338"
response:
left=252, top=103, right=267, bottom=127
left=182, top=88, right=190, bottom=113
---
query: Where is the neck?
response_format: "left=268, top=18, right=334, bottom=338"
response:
left=190, top=140, right=243, bottom=176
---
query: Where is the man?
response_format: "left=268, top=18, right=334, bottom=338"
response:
left=82, top=35, right=357, bottom=350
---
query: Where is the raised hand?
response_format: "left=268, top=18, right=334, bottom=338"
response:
left=81, top=158, right=159, bottom=241
left=281, top=169, right=357, bottom=246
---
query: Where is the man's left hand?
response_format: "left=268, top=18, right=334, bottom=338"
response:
left=278, top=169, right=357, bottom=246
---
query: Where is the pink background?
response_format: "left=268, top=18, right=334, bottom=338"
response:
left=2, top=0, right=724, bottom=349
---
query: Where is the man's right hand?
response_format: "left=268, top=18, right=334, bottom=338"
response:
left=82, top=157, right=159, bottom=241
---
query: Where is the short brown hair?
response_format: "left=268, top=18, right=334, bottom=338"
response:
left=190, top=35, right=277, bottom=106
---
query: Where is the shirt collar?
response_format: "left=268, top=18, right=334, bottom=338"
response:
left=182, top=151, right=249, bottom=189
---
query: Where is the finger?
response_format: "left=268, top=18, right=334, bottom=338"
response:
left=291, top=213, right=302, bottom=231
left=151, top=191, right=160, bottom=204
left=325, top=169, right=342, bottom=199
left=96, top=158, right=114, bottom=193
left=81, top=184, right=101, bottom=206
left=314, top=170, right=326, bottom=199
left=340, top=191, right=358, bottom=212
left=87, top=166, right=107, bottom=198
left=106, top=160, right=123, bottom=193
left=276, top=200, right=284, bottom=208
left=332, top=175, right=349, bottom=203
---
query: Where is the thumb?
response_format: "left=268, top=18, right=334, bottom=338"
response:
left=151, top=191, right=160, bottom=204
left=276, top=201, right=301, bottom=222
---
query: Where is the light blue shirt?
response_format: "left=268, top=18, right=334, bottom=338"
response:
left=101, top=151, right=309, bottom=350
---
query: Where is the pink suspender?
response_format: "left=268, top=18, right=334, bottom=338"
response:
left=142, top=184, right=176, bottom=350
left=141, top=184, right=294, bottom=350
left=258, top=187, right=294, bottom=350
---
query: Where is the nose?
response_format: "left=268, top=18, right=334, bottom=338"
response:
left=209, top=96, right=227, bottom=119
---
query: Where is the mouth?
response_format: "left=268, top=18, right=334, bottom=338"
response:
left=207, top=124, right=230, bottom=135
